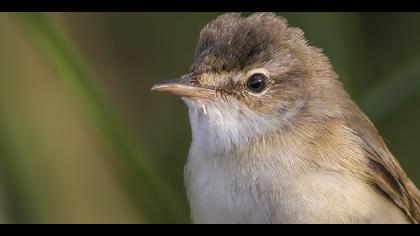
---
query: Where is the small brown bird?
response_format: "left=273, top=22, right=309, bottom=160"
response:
left=152, top=13, right=420, bottom=223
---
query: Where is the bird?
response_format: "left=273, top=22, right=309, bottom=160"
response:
left=151, top=12, right=420, bottom=224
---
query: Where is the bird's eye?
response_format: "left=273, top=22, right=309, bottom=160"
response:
left=246, top=73, right=267, bottom=93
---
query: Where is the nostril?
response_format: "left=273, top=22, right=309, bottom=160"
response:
left=186, top=73, right=200, bottom=87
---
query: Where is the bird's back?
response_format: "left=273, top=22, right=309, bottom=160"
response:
left=345, top=102, right=420, bottom=223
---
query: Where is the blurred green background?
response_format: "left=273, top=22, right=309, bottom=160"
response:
left=0, top=12, right=419, bottom=223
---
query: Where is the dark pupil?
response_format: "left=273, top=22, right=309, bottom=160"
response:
left=247, top=74, right=266, bottom=92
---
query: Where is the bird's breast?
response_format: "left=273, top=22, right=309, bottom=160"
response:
left=184, top=150, right=272, bottom=224
left=184, top=141, right=411, bottom=224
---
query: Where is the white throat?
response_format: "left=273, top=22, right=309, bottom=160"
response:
left=182, top=97, right=276, bottom=155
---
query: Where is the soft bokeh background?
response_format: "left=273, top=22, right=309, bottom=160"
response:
left=0, top=12, right=419, bottom=223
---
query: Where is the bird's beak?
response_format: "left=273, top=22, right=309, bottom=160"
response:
left=151, top=75, right=215, bottom=99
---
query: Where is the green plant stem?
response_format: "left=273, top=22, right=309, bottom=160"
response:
left=360, top=53, right=420, bottom=125
left=15, top=13, right=188, bottom=223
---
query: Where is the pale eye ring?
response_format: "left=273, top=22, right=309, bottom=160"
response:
left=246, top=73, right=267, bottom=93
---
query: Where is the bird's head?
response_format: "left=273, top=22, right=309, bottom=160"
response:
left=152, top=13, right=347, bottom=151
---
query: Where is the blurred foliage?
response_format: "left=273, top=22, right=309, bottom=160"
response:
left=0, top=12, right=419, bottom=223
left=16, top=12, right=187, bottom=223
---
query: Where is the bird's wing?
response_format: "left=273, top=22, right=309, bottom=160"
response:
left=347, top=107, right=420, bottom=223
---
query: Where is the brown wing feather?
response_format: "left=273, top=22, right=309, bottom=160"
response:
left=346, top=105, right=420, bottom=223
